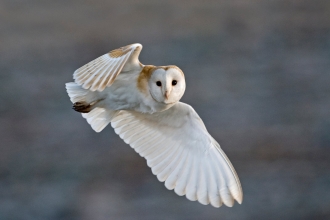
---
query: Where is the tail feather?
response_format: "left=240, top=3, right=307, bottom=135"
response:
left=66, top=82, right=94, bottom=103
left=65, top=82, right=117, bottom=132
left=82, top=107, right=117, bottom=132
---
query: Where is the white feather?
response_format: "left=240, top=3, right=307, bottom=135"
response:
left=91, top=59, right=114, bottom=91
left=164, top=147, right=190, bottom=190
left=76, top=55, right=105, bottom=73
left=147, top=142, right=175, bottom=168
left=157, top=142, right=186, bottom=182
left=174, top=149, right=194, bottom=196
left=74, top=57, right=106, bottom=81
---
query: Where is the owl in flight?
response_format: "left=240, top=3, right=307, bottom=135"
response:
left=65, top=43, right=243, bottom=207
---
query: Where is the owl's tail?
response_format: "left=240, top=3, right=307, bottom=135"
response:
left=65, top=82, right=117, bottom=132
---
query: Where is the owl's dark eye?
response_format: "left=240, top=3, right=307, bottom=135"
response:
left=156, top=81, right=162, bottom=86
left=172, top=80, right=177, bottom=86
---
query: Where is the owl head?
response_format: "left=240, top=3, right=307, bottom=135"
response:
left=147, top=66, right=186, bottom=104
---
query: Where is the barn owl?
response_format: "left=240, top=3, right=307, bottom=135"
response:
left=65, top=43, right=243, bottom=207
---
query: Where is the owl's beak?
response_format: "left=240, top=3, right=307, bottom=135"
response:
left=164, top=91, right=169, bottom=99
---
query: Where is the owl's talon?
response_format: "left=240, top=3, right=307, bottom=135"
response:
left=73, top=102, right=92, bottom=113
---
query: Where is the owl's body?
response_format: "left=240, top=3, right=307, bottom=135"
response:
left=86, top=66, right=178, bottom=114
left=65, top=43, right=243, bottom=208
left=103, top=71, right=143, bottom=111
left=87, top=69, right=150, bottom=112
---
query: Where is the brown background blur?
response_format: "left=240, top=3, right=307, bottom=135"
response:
left=1, top=0, right=330, bottom=219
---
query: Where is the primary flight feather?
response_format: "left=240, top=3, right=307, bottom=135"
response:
left=65, top=43, right=243, bottom=207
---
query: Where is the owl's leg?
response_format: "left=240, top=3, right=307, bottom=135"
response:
left=66, top=82, right=107, bottom=113
left=72, top=99, right=103, bottom=113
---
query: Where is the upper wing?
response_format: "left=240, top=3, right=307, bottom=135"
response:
left=110, top=102, right=243, bottom=207
left=73, top=43, right=143, bottom=92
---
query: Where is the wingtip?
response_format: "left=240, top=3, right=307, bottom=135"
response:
left=129, top=43, right=143, bottom=52
left=237, top=196, right=243, bottom=204
left=132, top=43, right=142, bottom=48
left=230, top=189, right=243, bottom=205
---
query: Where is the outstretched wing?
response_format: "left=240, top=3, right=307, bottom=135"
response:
left=110, top=102, right=243, bottom=207
left=73, top=43, right=143, bottom=92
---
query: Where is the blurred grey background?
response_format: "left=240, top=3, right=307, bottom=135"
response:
left=1, top=0, right=330, bottom=219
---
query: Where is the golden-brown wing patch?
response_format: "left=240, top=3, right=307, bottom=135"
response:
left=109, top=44, right=133, bottom=58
